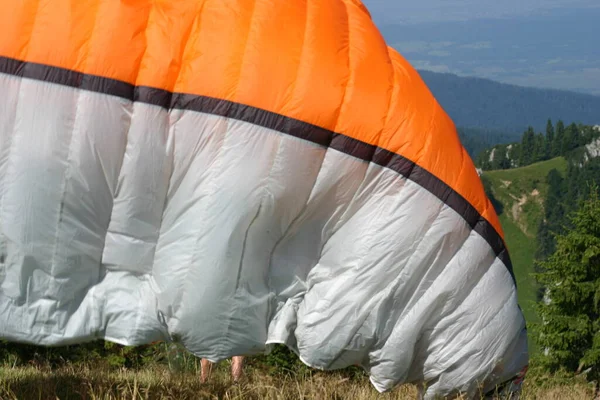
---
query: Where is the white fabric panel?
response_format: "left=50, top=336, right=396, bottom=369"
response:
left=154, top=109, right=335, bottom=358
left=367, top=232, right=524, bottom=398
left=0, top=77, right=528, bottom=398
left=102, top=103, right=170, bottom=273
left=418, top=256, right=526, bottom=399
left=0, top=74, right=21, bottom=292
left=155, top=114, right=286, bottom=355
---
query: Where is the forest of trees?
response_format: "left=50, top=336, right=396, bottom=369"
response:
left=524, top=130, right=600, bottom=386
left=536, top=158, right=600, bottom=263
left=534, top=184, right=600, bottom=386
left=476, top=120, right=600, bottom=171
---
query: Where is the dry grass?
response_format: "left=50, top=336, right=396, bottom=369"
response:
left=0, top=364, right=417, bottom=400
left=0, top=364, right=596, bottom=400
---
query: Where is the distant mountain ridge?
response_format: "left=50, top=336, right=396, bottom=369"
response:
left=418, top=70, right=600, bottom=135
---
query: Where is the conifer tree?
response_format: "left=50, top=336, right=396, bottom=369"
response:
left=534, top=184, right=600, bottom=382
left=534, top=133, right=546, bottom=162
left=536, top=169, right=566, bottom=260
left=553, top=120, right=565, bottom=157
left=545, top=119, right=555, bottom=158
left=562, top=123, right=578, bottom=154
left=519, top=126, right=536, bottom=166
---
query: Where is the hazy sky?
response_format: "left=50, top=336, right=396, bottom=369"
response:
left=361, top=1, right=600, bottom=95
left=362, top=0, right=600, bottom=24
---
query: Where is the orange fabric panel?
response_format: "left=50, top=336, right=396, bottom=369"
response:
left=232, top=0, right=308, bottom=114
left=0, top=0, right=504, bottom=239
left=137, top=1, right=202, bottom=91
left=0, top=0, right=39, bottom=61
left=174, top=0, right=254, bottom=101
left=279, top=0, right=350, bottom=129
left=334, top=0, right=393, bottom=143
left=0, top=0, right=151, bottom=83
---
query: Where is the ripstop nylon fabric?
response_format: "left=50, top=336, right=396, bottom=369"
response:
left=0, top=1, right=528, bottom=398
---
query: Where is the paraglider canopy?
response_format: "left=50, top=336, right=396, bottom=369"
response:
left=0, top=0, right=527, bottom=398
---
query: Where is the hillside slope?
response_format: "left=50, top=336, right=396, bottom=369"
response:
left=481, top=157, right=568, bottom=353
left=484, top=157, right=568, bottom=237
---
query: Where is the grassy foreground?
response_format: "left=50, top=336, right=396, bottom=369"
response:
left=0, top=363, right=596, bottom=400
left=0, top=364, right=416, bottom=400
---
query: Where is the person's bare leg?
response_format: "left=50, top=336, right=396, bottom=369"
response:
left=200, top=358, right=213, bottom=383
left=231, top=356, right=244, bottom=382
